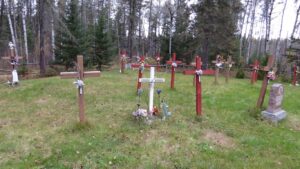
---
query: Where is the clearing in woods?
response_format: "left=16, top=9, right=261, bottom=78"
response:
left=0, top=69, right=299, bottom=168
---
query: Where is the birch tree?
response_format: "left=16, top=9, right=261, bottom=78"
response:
left=22, top=2, right=29, bottom=63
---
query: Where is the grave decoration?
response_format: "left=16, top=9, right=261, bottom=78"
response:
left=156, top=54, right=161, bottom=72
left=261, top=83, right=287, bottom=123
left=60, top=55, right=101, bottom=123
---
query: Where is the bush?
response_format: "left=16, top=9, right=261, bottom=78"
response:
left=45, top=67, right=59, bottom=77
left=278, top=75, right=291, bottom=83
left=235, top=69, right=245, bottom=79
left=17, top=64, right=28, bottom=76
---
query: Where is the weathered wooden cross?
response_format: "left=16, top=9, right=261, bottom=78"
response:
left=166, top=53, right=182, bottom=89
left=250, top=59, right=260, bottom=84
left=131, top=56, right=151, bottom=93
left=139, top=67, right=165, bottom=115
left=212, top=54, right=224, bottom=85
left=224, top=56, right=235, bottom=83
left=156, top=54, right=161, bottom=72
left=183, top=56, right=203, bottom=116
left=60, top=55, right=101, bottom=123
left=292, top=64, right=299, bottom=86
left=1, top=42, right=23, bottom=85
left=120, top=53, right=127, bottom=73
left=256, top=56, right=275, bottom=109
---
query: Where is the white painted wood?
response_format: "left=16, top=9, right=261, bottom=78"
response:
left=139, top=67, right=165, bottom=113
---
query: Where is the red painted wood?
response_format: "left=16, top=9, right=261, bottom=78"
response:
left=166, top=53, right=182, bottom=89
left=195, top=56, right=202, bottom=116
left=137, top=69, right=143, bottom=92
left=293, top=64, right=297, bottom=86
left=251, top=60, right=259, bottom=84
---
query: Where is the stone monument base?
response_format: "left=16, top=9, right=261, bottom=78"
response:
left=261, top=110, right=287, bottom=123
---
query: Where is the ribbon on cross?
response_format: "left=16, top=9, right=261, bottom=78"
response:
left=172, top=62, right=178, bottom=68
left=267, top=70, right=275, bottom=83
left=195, top=69, right=203, bottom=82
left=74, top=79, right=85, bottom=95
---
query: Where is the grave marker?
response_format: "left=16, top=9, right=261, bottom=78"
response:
left=256, top=56, right=275, bottom=109
left=183, top=56, right=203, bottom=115
left=212, top=54, right=224, bottom=85
left=166, top=53, right=182, bottom=89
left=139, top=67, right=165, bottom=114
left=60, top=55, right=101, bottom=123
left=1, top=42, right=23, bottom=85
left=261, top=83, right=287, bottom=123
left=224, top=56, right=235, bottom=83
left=292, top=64, right=299, bottom=86
left=250, top=60, right=260, bottom=84
left=156, top=54, right=161, bottom=72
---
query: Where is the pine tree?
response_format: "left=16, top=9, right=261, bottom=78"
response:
left=94, top=13, right=113, bottom=70
left=55, top=0, right=83, bottom=70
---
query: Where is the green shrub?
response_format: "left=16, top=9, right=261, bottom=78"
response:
left=45, top=67, right=59, bottom=77
left=17, top=64, right=28, bottom=76
left=235, top=69, right=245, bottom=79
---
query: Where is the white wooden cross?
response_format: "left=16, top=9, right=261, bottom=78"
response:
left=139, top=67, right=165, bottom=114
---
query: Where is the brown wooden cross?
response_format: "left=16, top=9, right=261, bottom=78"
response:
left=256, top=56, right=275, bottom=109
left=1, top=42, right=23, bottom=70
left=224, top=56, right=235, bottom=83
left=166, top=53, right=182, bottom=89
left=212, top=54, right=224, bottom=85
left=250, top=60, right=260, bottom=84
left=60, top=55, right=101, bottom=123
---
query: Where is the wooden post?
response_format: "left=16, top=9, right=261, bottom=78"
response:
left=251, top=60, right=259, bottom=84
left=292, top=64, right=297, bottom=86
left=182, top=56, right=203, bottom=116
left=212, top=55, right=223, bottom=85
left=60, top=55, right=101, bottom=123
left=156, top=55, right=161, bottom=72
left=256, top=56, right=274, bottom=109
left=224, top=56, right=235, bottom=83
left=166, top=53, right=182, bottom=89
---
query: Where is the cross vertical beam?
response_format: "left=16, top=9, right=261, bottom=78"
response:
left=60, top=55, right=101, bottom=123
left=166, top=53, right=182, bottom=89
left=293, top=64, right=297, bottom=86
left=195, top=56, right=202, bottom=116
left=251, top=60, right=259, bottom=84
left=224, top=56, right=234, bottom=83
left=256, top=56, right=274, bottom=109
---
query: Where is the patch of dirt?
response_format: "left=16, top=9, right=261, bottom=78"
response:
left=35, top=98, right=48, bottom=104
left=202, top=129, right=236, bottom=148
left=287, top=116, right=300, bottom=131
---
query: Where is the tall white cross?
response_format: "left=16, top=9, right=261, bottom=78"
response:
left=139, top=67, right=165, bottom=114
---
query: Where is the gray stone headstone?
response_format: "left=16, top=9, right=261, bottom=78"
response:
left=261, top=83, right=287, bottom=123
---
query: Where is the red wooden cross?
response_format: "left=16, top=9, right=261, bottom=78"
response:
left=166, top=53, right=182, bottom=89
left=131, top=56, right=152, bottom=93
left=292, top=64, right=299, bottom=86
left=250, top=59, right=260, bottom=84
left=183, top=56, right=203, bottom=116
left=60, top=55, right=101, bottom=123
left=256, top=56, right=275, bottom=109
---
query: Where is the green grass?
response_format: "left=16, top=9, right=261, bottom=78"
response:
left=0, top=69, right=300, bottom=168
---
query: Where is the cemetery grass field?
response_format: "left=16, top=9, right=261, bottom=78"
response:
left=0, top=69, right=300, bottom=169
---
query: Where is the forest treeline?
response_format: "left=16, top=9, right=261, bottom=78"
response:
left=0, top=0, right=299, bottom=76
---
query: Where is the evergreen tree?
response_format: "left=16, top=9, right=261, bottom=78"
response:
left=55, top=0, right=83, bottom=70
left=94, top=13, right=113, bottom=70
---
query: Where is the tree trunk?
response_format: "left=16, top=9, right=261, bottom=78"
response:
left=39, top=0, right=46, bottom=76
left=239, top=0, right=250, bottom=60
left=148, top=0, right=153, bottom=57
left=0, top=0, right=4, bottom=37
left=22, top=4, right=29, bottom=63
left=291, top=4, right=300, bottom=39
left=246, top=0, right=257, bottom=64
left=6, top=0, right=18, bottom=58
left=275, top=0, right=287, bottom=61
left=264, top=0, right=275, bottom=55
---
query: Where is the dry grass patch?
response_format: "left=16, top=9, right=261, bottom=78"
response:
left=287, top=115, right=300, bottom=131
left=203, top=129, right=236, bottom=148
